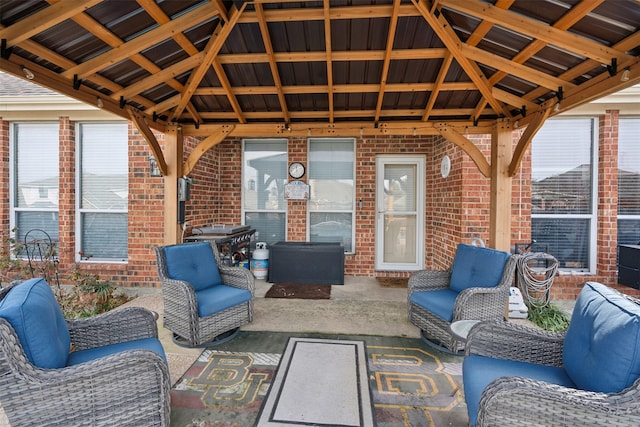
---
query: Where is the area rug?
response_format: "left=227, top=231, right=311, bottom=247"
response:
left=264, top=283, right=331, bottom=299
left=170, top=331, right=468, bottom=427
left=376, top=277, right=409, bottom=288
left=256, top=337, right=374, bottom=426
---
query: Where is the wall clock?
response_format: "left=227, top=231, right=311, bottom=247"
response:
left=440, top=155, right=451, bottom=178
left=288, top=162, right=305, bottom=179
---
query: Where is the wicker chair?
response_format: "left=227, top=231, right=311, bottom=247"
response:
left=408, top=243, right=516, bottom=352
left=463, top=282, right=640, bottom=427
left=0, top=278, right=170, bottom=426
left=155, top=241, right=254, bottom=347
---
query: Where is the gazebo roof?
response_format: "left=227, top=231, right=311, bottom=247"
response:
left=1, top=0, right=638, bottom=136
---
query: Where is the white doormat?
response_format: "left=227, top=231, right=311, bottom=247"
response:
left=255, top=337, right=375, bottom=426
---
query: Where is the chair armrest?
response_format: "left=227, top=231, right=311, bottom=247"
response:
left=67, top=306, right=158, bottom=351
left=408, top=270, right=451, bottom=293
left=219, top=264, right=256, bottom=294
left=453, top=285, right=509, bottom=321
left=477, top=376, right=640, bottom=426
left=0, top=332, right=170, bottom=427
left=465, top=320, right=565, bottom=367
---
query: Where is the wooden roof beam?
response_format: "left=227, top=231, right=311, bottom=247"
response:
left=62, top=2, right=221, bottom=79
left=323, top=0, right=335, bottom=123
left=170, top=4, right=245, bottom=122
left=217, top=48, right=448, bottom=63
left=256, top=3, right=289, bottom=123
left=441, top=0, right=633, bottom=65
left=0, top=0, right=101, bottom=46
left=413, top=0, right=510, bottom=117
left=374, top=0, right=401, bottom=123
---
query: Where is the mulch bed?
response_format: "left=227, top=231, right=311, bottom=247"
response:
left=265, top=283, right=331, bottom=299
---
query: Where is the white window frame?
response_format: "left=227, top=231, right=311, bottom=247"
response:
left=618, top=116, right=640, bottom=245
left=531, top=117, right=598, bottom=274
left=75, top=122, right=128, bottom=263
left=9, top=122, right=60, bottom=251
left=241, top=138, right=289, bottom=245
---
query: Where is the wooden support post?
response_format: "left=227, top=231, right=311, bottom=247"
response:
left=489, top=119, right=513, bottom=252
left=164, top=123, right=183, bottom=245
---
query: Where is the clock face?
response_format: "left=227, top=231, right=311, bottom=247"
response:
left=288, top=162, right=305, bottom=179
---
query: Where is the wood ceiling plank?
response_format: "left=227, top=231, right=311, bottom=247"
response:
left=441, top=0, right=633, bottom=65
left=0, top=0, right=102, bottom=46
left=62, top=2, right=221, bottom=79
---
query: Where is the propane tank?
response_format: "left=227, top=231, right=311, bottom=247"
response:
left=251, top=242, right=269, bottom=279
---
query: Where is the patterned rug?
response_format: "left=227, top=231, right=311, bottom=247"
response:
left=170, top=331, right=468, bottom=427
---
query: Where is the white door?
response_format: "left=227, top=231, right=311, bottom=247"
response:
left=375, top=155, right=425, bottom=271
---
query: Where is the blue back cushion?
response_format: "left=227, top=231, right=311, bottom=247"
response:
left=563, top=282, right=640, bottom=393
left=449, top=244, right=510, bottom=293
left=0, top=278, right=70, bottom=369
left=163, top=242, right=223, bottom=291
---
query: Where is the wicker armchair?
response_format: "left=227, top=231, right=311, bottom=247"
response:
left=463, top=282, right=640, bottom=427
left=408, top=243, right=516, bottom=352
left=0, top=279, right=170, bottom=426
left=155, top=241, right=254, bottom=347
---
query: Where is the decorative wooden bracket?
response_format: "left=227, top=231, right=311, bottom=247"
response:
left=436, top=124, right=491, bottom=178
left=183, top=125, right=235, bottom=176
left=128, top=108, right=168, bottom=176
left=508, top=107, right=551, bottom=177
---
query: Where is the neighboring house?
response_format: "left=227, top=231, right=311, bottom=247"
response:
left=1, top=71, right=639, bottom=299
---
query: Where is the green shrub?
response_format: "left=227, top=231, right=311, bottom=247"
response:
left=527, top=303, right=570, bottom=332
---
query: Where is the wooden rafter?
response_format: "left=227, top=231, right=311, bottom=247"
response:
left=323, top=0, right=334, bottom=123
left=211, top=59, right=246, bottom=124
left=61, top=2, right=221, bottom=80
left=422, top=53, right=453, bottom=121
left=255, top=3, right=289, bottom=124
left=441, top=0, right=633, bottom=65
left=413, top=0, right=510, bottom=118
left=0, top=0, right=101, bottom=46
left=374, top=0, right=401, bottom=123
left=170, top=3, right=245, bottom=122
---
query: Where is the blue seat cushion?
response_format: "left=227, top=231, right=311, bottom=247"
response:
left=163, top=242, right=223, bottom=291
left=196, top=284, right=252, bottom=318
left=67, top=337, right=167, bottom=366
left=449, top=244, right=510, bottom=293
left=463, top=354, right=576, bottom=427
left=0, top=278, right=70, bottom=369
left=563, top=282, right=640, bottom=393
left=409, top=289, right=458, bottom=322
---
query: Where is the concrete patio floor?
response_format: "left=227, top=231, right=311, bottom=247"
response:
left=122, top=276, right=571, bottom=385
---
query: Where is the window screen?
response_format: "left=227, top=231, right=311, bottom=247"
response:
left=618, top=117, right=640, bottom=245
left=78, top=123, right=128, bottom=261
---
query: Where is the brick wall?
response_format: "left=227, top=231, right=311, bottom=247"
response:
left=1, top=114, right=637, bottom=299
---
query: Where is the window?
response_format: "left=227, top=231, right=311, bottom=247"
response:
left=308, top=138, right=355, bottom=252
left=242, top=139, right=288, bottom=245
left=531, top=118, right=597, bottom=272
left=77, top=123, right=128, bottom=261
left=618, top=117, right=640, bottom=246
left=11, top=123, right=59, bottom=245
